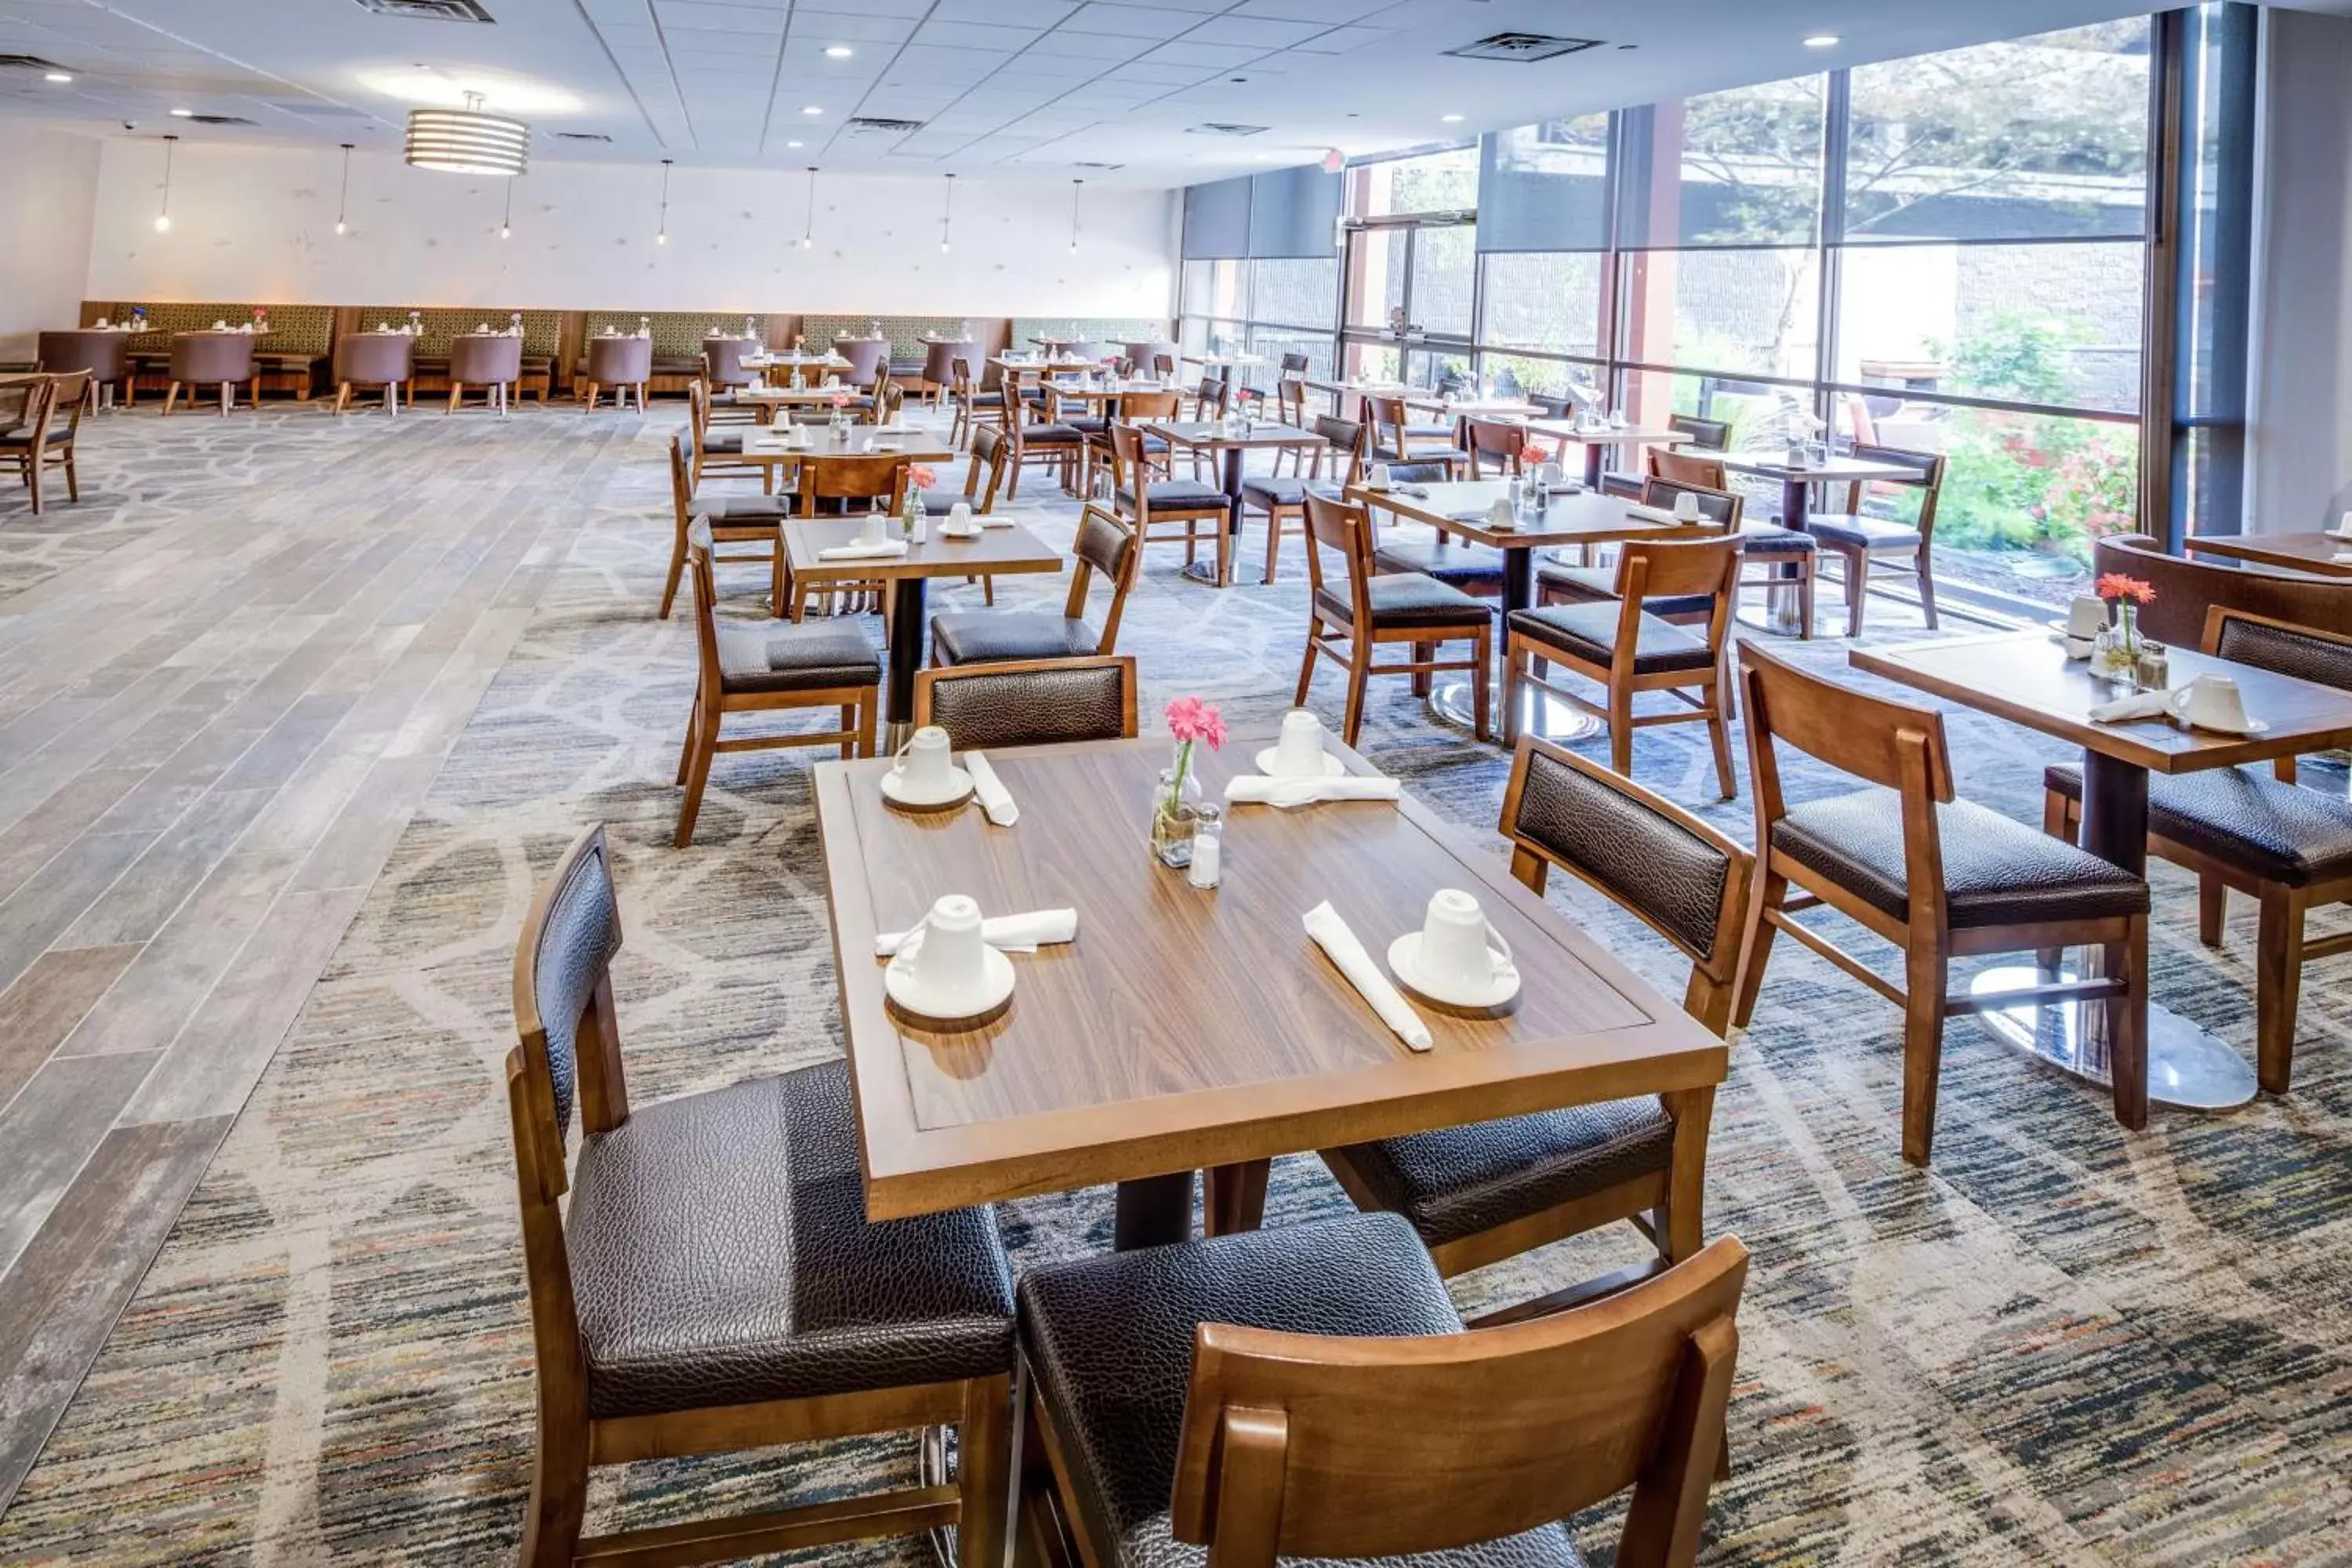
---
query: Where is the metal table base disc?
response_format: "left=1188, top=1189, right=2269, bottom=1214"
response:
left=1970, top=964, right=2257, bottom=1110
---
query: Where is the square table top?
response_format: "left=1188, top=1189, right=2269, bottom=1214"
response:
left=1043, top=381, right=1173, bottom=405
left=783, top=518, right=1062, bottom=585
left=993, top=355, right=1098, bottom=372
left=1350, top=481, right=1733, bottom=552
left=1303, top=379, right=1541, bottom=419
left=1849, top=630, right=2352, bottom=774
left=747, top=351, right=853, bottom=368
left=1510, top=419, right=1688, bottom=447
left=1143, top=419, right=1328, bottom=451
left=736, top=429, right=956, bottom=466
left=2183, top=532, right=2352, bottom=579
left=815, top=735, right=1724, bottom=1219
left=1718, top=452, right=1925, bottom=485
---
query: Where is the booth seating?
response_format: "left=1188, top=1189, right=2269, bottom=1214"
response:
left=579, top=312, right=766, bottom=394
left=118, top=303, right=332, bottom=401
left=368, top=308, right=560, bottom=404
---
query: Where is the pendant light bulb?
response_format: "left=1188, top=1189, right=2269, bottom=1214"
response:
left=333, top=142, right=353, bottom=237
left=655, top=158, right=672, bottom=246
left=154, top=133, right=177, bottom=234
left=154, top=215, right=172, bottom=233
left=499, top=176, right=514, bottom=241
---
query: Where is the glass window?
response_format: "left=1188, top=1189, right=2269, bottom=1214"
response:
left=1844, top=21, right=2151, bottom=242
left=1621, top=78, right=1826, bottom=247
left=1250, top=257, right=1336, bottom=329
left=1343, top=228, right=1409, bottom=331
left=1410, top=224, right=1477, bottom=338
left=1183, top=260, right=1246, bottom=321
left=1478, top=114, right=1611, bottom=252
left=1479, top=252, right=1605, bottom=361
left=1247, top=326, right=1333, bottom=380
left=1907, top=407, right=2141, bottom=604
left=1348, top=145, right=1479, bottom=218
left=1618, top=248, right=1821, bottom=378
left=1835, top=241, right=2144, bottom=415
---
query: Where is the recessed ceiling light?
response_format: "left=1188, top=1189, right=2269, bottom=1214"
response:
left=1441, top=113, right=1463, bottom=123
left=825, top=45, right=853, bottom=59
left=169, top=107, right=194, bottom=117
left=786, top=139, right=803, bottom=148
left=1804, top=34, right=1840, bottom=47
left=801, top=105, right=822, bottom=115
left=44, top=71, right=71, bottom=83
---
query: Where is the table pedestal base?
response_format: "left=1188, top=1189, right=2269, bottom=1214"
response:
left=1426, top=680, right=1600, bottom=742
left=1113, top=1171, right=1195, bottom=1250
left=1969, top=964, right=2256, bottom=1110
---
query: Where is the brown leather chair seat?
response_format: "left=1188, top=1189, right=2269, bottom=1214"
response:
left=1376, top=535, right=1507, bottom=593
left=1022, top=422, right=1086, bottom=446
left=566, top=1058, right=1014, bottom=1421
left=1319, top=572, right=1492, bottom=630
left=693, top=493, right=796, bottom=523
left=1115, top=477, right=1222, bottom=510
left=713, top=620, right=882, bottom=695
left=1805, top=513, right=1922, bottom=551
left=931, top=612, right=1096, bottom=665
left=1015, top=1214, right=1584, bottom=1568
left=1736, top=522, right=1817, bottom=558
left=1330, top=1102, right=1673, bottom=1254
left=1506, top=602, right=1715, bottom=674
left=2045, top=764, right=2352, bottom=887
left=1238, top=474, right=1341, bottom=510
left=1777, top=789, right=2150, bottom=929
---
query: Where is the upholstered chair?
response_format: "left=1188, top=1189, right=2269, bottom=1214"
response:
left=581, top=336, right=653, bottom=411
left=328, top=332, right=415, bottom=418
left=446, top=333, right=524, bottom=415
left=164, top=332, right=257, bottom=416
left=37, top=330, right=128, bottom=412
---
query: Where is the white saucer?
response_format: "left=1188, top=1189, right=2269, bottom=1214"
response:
left=884, top=943, right=1014, bottom=1024
left=2165, top=695, right=2270, bottom=736
left=880, top=765, right=976, bottom=812
left=1254, top=747, right=1345, bottom=779
left=938, top=524, right=981, bottom=540
left=1387, top=932, right=1521, bottom=1011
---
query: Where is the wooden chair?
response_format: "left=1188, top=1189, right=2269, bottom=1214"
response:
left=686, top=380, right=764, bottom=491
left=1004, top=383, right=1083, bottom=499
left=1187, top=372, right=1231, bottom=424
left=1296, top=492, right=1492, bottom=746
left=1242, top=415, right=1363, bottom=586
left=1014, top=1214, right=1748, bottom=1568
left=1731, top=640, right=2152, bottom=1164
left=1367, top=394, right=1461, bottom=470
left=506, top=826, right=1014, bottom=1566
left=780, top=456, right=911, bottom=621
left=1317, top=737, right=1748, bottom=1326
left=678, top=519, right=881, bottom=844
left=1464, top=417, right=1528, bottom=479
left=1668, top=413, right=1732, bottom=452
left=1, top=376, right=79, bottom=515
left=1505, top=535, right=1742, bottom=799
left=659, top=431, right=791, bottom=619
left=1271, top=376, right=1307, bottom=428
left=1647, top=448, right=1728, bottom=489
left=1080, top=387, right=1178, bottom=499
left=922, top=424, right=1013, bottom=607
left=913, top=655, right=1138, bottom=750
left=2045, top=607, right=2352, bottom=1094
left=1805, top=444, right=1947, bottom=637
left=946, top=361, right=1004, bottom=448
left=1105, top=422, right=1234, bottom=586
left=931, top=507, right=1137, bottom=666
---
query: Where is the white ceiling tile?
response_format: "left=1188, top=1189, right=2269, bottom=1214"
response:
left=1178, top=16, right=1324, bottom=49
left=1137, top=41, right=1261, bottom=69
left=927, top=0, right=1081, bottom=26
left=1022, top=30, right=1152, bottom=62
left=654, top=2, right=785, bottom=32
left=1286, top=24, right=1396, bottom=53
left=1056, top=5, right=1200, bottom=42
left=911, top=20, right=1047, bottom=51
left=1229, top=0, right=1374, bottom=20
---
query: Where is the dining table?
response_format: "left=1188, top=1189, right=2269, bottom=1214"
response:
left=1142, top=417, right=1330, bottom=585
left=2183, top=531, right=2352, bottom=579
left=1348, top=479, right=1733, bottom=736
left=1506, top=419, right=1691, bottom=489
left=1717, top=450, right=1926, bottom=530
left=1849, top=630, right=2352, bottom=1109
left=782, top=516, right=1062, bottom=750
left=813, top=734, right=1726, bottom=1250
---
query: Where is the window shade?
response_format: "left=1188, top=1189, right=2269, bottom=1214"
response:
left=1476, top=122, right=1611, bottom=252
left=1181, top=176, right=1253, bottom=260
left=1247, top=165, right=1341, bottom=258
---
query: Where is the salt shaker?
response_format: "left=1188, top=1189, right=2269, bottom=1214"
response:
left=1186, top=805, right=1224, bottom=890
left=2136, top=640, right=2170, bottom=693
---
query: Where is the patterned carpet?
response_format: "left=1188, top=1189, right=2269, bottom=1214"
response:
left=1, top=406, right=2348, bottom=1565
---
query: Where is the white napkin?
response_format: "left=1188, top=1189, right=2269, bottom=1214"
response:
left=2089, top=692, right=2170, bottom=724
left=874, top=907, right=1074, bottom=958
left=965, top=751, right=1018, bottom=826
left=1225, top=775, right=1402, bottom=808
left=2333, top=550, right=2352, bottom=564
left=818, top=539, right=910, bottom=561
left=978, top=514, right=1016, bottom=529
left=1302, top=902, right=1431, bottom=1051
left=1626, top=503, right=1682, bottom=525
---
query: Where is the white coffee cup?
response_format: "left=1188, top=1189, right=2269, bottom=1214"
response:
left=905, top=895, right=988, bottom=1003
left=2174, top=673, right=2251, bottom=731
left=1673, top=490, right=1703, bottom=524
left=1416, top=889, right=1514, bottom=996
left=892, top=724, right=959, bottom=798
left=2066, top=594, right=2107, bottom=640
left=1272, top=708, right=1327, bottom=777
left=1367, top=463, right=1393, bottom=491
left=858, top=510, right=887, bottom=545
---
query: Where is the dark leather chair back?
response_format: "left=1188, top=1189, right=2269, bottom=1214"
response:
left=1669, top=413, right=1732, bottom=452
left=512, top=824, right=622, bottom=1140
left=38, top=330, right=128, bottom=382
left=585, top=335, right=652, bottom=384
left=2208, top=608, right=2352, bottom=691
left=449, top=333, right=524, bottom=383
left=170, top=332, right=256, bottom=384
left=335, top=332, right=414, bottom=385
left=1642, top=476, right=1743, bottom=527
left=832, top=338, right=889, bottom=387
left=701, top=336, right=756, bottom=387
left=915, top=657, right=1138, bottom=750
left=2096, top=535, right=2352, bottom=644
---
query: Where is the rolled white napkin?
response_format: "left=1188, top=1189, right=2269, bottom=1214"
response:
left=1225, top=775, right=1402, bottom=808
left=1302, top=901, right=1431, bottom=1051
left=875, top=907, right=1075, bottom=959
left=965, top=751, right=1018, bottom=826
left=818, top=539, right=910, bottom=561
left=1626, top=503, right=1682, bottom=525
left=2089, top=692, right=2171, bottom=724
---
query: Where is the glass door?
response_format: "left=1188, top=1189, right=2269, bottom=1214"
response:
left=1340, top=218, right=1476, bottom=392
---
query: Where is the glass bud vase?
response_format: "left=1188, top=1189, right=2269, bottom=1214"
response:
left=2100, top=604, right=2142, bottom=688
left=1150, top=750, right=1203, bottom=869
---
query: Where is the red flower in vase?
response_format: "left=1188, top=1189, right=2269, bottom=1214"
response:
left=1164, top=696, right=1225, bottom=751
left=2095, top=573, right=2155, bottom=606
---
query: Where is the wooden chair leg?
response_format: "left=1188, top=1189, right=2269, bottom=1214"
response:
left=1900, top=945, right=1950, bottom=1167
left=1841, top=548, right=1867, bottom=638
left=1409, top=641, right=1434, bottom=699
left=25, top=454, right=41, bottom=517
left=1731, top=870, right=1786, bottom=1030
left=163, top=381, right=182, bottom=416
left=582, top=381, right=600, bottom=411
left=2256, top=890, right=2305, bottom=1094
left=855, top=691, right=877, bottom=759
left=957, top=1375, right=1013, bottom=1568
left=1500, top=640, right=1526, bottom=746
left=1798, top=561, right=1816, bottom=641
left=2107, top=913, right=2149, bottom=1131
left=659, top=532, right=690, bottom=621
left=1914, top=550, right=1940, bottom=631
left=1205, top=1159, right=1272, bottom=1237
left=1607, top=684, right=1635, bottom=777
left=1705, top=682, right=1736, bottom=800
left=2198, top=877, right=2227, bottom=947
left=448, top=381, right=464, bottom=412
left=1469, top=626, right=1491, bottom=744
left=1293, top=631, right=1319, bottom=709
left=1341, top=642, right=1371, bottom=746
left=61, top=450, right=78, bottom=503
left=516, top=1410, right=590, bottom=1568
left=676, top=700, right=719, bottom=846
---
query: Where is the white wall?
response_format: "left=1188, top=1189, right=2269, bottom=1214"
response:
left=82, top=139, right=1178, bottom=318
left=2245, top=8, right=2352, bottom=535
left=0, top=123, right=102, bottom=359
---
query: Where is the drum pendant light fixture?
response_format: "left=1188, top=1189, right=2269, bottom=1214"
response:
left=405, top=90, right=529, bottom=176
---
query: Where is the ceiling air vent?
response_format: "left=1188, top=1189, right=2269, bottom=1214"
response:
left=1445, top=33, right=1603, bottom=64
left=554, top=130, right=611, bottom=141
left=349, top=0, right=496, bottom=21
left=848, top=117, right=924, bottom=134
left=182, top=113, right=256, bottom=126
left=0, top=53, right=72, bottom=72
left=1073, top=161, right=1123, bottom=171
left=1185, top=123, right=1267, bottom=137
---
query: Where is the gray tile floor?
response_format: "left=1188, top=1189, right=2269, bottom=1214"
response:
left=0, top=401, right=637, bottom=1505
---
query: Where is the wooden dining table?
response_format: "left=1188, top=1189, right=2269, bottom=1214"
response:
left=2184, top=531, right=2352, bottom=578
left=1142, top=418, right=1330, bottom=584
left=815, top=735, right=1725, bottom=1250
left=1718, top=451, right=1926, bottom=530
left=1506, top=419, right=1690, bottom=488
left=782, top=517, right=1062, bottom=749
left=1349, top=480, right=1733, bottom=736
left=1851, top=630, right=2352, bottom=1109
